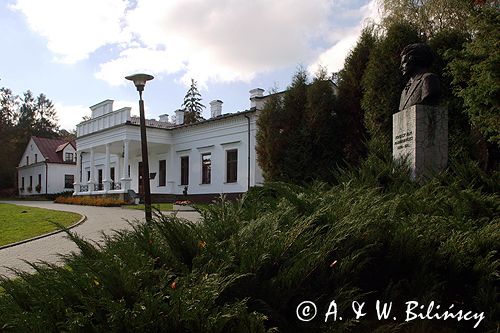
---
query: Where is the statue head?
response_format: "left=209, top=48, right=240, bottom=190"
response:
left=400, top=43, right=434, bottom=78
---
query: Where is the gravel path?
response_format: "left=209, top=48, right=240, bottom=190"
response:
left=0, top=201, right=201, bottom=278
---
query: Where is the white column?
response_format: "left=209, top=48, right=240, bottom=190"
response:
left=121, top=140, right=131, bottom=191
left=103, top=143, right=111, bottom=192
left=117, top=156, right=122, bottom=189
left=73, top=150, right=81, bottom=194
left=88, top=147, right=95, bottom=193
left=166, top=147, right=175, bottom=193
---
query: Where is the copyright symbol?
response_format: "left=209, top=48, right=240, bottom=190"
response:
left=296, top=301, right=317, bottom=321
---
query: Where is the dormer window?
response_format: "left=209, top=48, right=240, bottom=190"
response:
left=65, top=152, right=74, bottom=162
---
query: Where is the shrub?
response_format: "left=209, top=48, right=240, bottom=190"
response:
left=1, top=157, right=498, bottom=332
left=55, top=196, right=127, bottom=207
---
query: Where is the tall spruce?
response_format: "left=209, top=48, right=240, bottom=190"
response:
left=257, top=68, right=340, bottom=183
left=34, top=93, right=59, bottom=137
left=361, top=21, right=421, bottom=144
left=336, top=27, right=376, bottom=165
left=305, top=67, right=339, bottom=181
left=181, top=79, right=205, bottom=124
left=257, top=69, right=311, bottom=183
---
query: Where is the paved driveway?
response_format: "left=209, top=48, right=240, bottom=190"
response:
left=0, top=201, right=201, bottom=278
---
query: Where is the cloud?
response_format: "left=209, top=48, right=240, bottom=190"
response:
left=309, top=0, right=382, bottom=75
left=13, top=0, right=381, bottom=86
left=55, top=99, right=138, bottom=131
left=11, top=0, right=130, bottom=63
left=54, top=102, right=90, bottom=131
left=13, top=0, right=335, bottom=85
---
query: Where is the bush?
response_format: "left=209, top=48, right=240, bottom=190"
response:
left=55, top=196, right=127, bottom=207
left=0, top=158, right=498, bottom=332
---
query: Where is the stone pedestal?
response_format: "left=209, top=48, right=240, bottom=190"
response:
left=393, top=105, right=448, bottom=180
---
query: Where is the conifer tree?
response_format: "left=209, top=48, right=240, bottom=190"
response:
left=361, top=22, right=421, bottom=144
left=181, top=79, right=205, bottom=124
left=336, top=27, right=376, bottom=165
left=257, top=68, right=341, bottom=183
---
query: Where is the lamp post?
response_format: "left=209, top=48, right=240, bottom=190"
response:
left=125, top=73, right=154, bottom=222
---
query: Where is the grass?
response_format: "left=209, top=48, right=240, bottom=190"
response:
left=122, top=202, right=173, bottom=211
left=0, top=203, right=81, bottom=247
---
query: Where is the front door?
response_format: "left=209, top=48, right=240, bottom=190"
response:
left=138, top=162, right=144, bottom=195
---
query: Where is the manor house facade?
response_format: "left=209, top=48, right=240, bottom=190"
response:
left=74, top=89, right=269, bottom=201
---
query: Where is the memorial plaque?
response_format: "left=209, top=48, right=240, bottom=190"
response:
left=393, top=105, right=448, bottom=180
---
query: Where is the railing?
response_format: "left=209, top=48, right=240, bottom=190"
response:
left=76, top=107, right=131, bottom=137
left=80, top=185, right=89, bottom=192
left=112, top=182, right=121, bottom=190
left=94, top=183, right=104, bottom=191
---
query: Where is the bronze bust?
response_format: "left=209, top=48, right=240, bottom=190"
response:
left=399, top=43, right=441, bottom=111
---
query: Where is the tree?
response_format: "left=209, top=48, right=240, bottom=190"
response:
left=34, top=93, right=59, bottom=137
left=0, top=87, right=18, bottom=129
left=257, top=69, right=311, bottom=183
left=305, top=67, right=339, bottom=181
left=448, top=6, right=500, bottom=146
left=181, top=79, right=205, bottom=124
left=379, top=0, right=476, bottom=37
left=335, top=27, right=377, bottom=165
left=257, top=68, right=341, bottom=183
left=361, top=21, right=421, bottom=144
left=0, top=88, right=19, bottom=189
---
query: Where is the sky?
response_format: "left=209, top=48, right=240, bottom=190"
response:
left=0, top=0, right=381, bottom=131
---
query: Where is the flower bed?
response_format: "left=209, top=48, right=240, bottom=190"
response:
left=55, top=196, right=126, bottom=207
left=173, top=200, right=195, bottom=211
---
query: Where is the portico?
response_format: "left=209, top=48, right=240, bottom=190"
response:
left=74, top=100, right=174, bottom=197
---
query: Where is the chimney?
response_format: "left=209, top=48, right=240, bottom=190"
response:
left=210, top=100, right=223, bottom=118
left=250, top=88, right=265, bottom=110
left=175, top=109, right=184, bottom=125
left=159, top=114, right=169, bottom=123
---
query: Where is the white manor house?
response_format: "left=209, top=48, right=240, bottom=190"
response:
left=73, top=89, right=269, bottom=201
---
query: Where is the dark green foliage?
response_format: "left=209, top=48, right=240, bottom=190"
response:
left=0, top=88, right=19, bottom=189
left=447, top=6, right=500, bottom=146
left=256, top=68, right=340, bottom=183
left=361, top=22, right=421, bottom=144
left=1, top=154, right=498, bottom=332
left=336, top=27, right=377, bottom=165
left=181, top=79, right=205, bottom=125
left=0, top=86, right=65, bottom=191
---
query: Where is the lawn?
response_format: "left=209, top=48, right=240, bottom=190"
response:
left=122, top=203, right=173, bottom=211
left=0, top=203, right=81, bottom=247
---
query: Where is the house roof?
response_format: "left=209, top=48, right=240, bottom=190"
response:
left=126, top=109, right=256, bottom=130
left=129, top=117, right=174, bottom=129
left=32, top=136, right=76, bottom=163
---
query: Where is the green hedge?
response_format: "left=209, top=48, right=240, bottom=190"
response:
left=0, top=155, right=498, bottom=332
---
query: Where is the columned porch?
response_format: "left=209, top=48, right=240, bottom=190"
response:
left=74, top=139, right=172, bottom=197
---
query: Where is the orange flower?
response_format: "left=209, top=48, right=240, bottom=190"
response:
left=198, top=240, right=206, bottom=249
left=170, top=280, right=177, bottom=289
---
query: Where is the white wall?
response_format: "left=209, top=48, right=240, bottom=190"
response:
left=47, top=164, right=77, bottom=194
left=18, top=164, right=45, bottom=195
left=18, top=138, right=45, bottom=167
left=18, top=163, right=76, bottom=195
left=77, top=111, right=264, bottom=196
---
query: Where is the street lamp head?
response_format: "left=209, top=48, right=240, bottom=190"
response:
left=125, top=73, right=154, bottom=92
